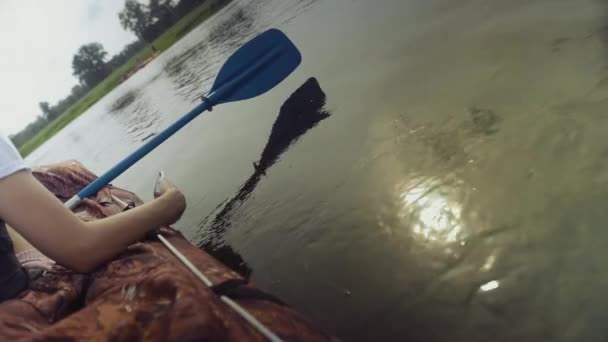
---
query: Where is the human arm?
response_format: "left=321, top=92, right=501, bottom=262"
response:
left=0, top=170, right=186, bottom=273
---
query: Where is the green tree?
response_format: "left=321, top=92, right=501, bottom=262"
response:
left=39, top=101, right=54, bottom=121
left=149, top=0, right=176, bottom=24
left=72, top=42, right=109, bottom=88
left=119, top=0, right=150, bottom=40
left=71, top=84, right=88, bottom=98
left=119, top=0, right=179, bottom=42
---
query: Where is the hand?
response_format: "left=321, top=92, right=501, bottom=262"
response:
left=153, top=171, right=186, bottom=225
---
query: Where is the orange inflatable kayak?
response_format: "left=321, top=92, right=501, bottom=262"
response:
left=0, top=161, right=329, bottom=341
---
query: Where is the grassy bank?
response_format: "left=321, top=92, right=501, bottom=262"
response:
left=19, top=0, right=231, bottom=157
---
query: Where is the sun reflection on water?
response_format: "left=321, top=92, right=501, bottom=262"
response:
left=480, top=280, right=500, bottom=292
left=399, top=179, right=463, bottom=244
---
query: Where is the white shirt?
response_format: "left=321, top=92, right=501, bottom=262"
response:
left=0, top=135, right=26, bottom=179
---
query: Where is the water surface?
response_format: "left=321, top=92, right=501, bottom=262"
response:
left=27, top=0, right=608, bottom=340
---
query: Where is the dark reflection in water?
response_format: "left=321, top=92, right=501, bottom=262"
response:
left=198, top=77, right=331, bottom=276
left=164, top=7, right=255, bottom=101
left=108, top=93, right=162, bottom=143
left=164, top=43, right=208, bottom=79
left=207, top=8, right=254, bottom=48
left=109, top=90, right=140, bottom=112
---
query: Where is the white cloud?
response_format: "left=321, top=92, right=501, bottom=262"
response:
left=0, top=0, right=137, bottom=134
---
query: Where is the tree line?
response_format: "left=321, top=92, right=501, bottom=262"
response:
left=10, top=0, right=207, bottom=148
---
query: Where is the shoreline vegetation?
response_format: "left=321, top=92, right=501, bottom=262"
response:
left=17, top=0, right=232, bottom=157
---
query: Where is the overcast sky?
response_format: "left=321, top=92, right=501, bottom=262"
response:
left=0, top=0, right=137, bottom=134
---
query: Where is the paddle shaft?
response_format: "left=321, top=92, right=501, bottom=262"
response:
left=64, top=100, right=208, bottom=209
left=65, top=45, right=284, bottom=209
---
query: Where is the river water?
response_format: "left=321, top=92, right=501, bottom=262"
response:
left=25, top=0, right=608, bottom=341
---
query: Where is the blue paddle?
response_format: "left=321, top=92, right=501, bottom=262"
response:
left=65, top=28, right=301, bottom=209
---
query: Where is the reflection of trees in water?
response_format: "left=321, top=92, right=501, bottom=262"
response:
left=198, top=78, right=331, bottom=277
left=109, top=90, right=141, bottom=112
left=163, top=7, right=254, bottom=101
left=108, top=92, right=162, bottom=143
left=250, top=0, right=320, bottom=28
left=207, top=8, right=254, bottom=48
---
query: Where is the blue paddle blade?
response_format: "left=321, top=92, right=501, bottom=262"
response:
left=207, top=29, right=302, bottom=105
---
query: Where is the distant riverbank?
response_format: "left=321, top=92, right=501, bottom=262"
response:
left=19, top=0, right=231, bottom=157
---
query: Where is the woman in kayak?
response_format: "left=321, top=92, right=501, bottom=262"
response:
left=0, top=135, right=186, bottom=301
